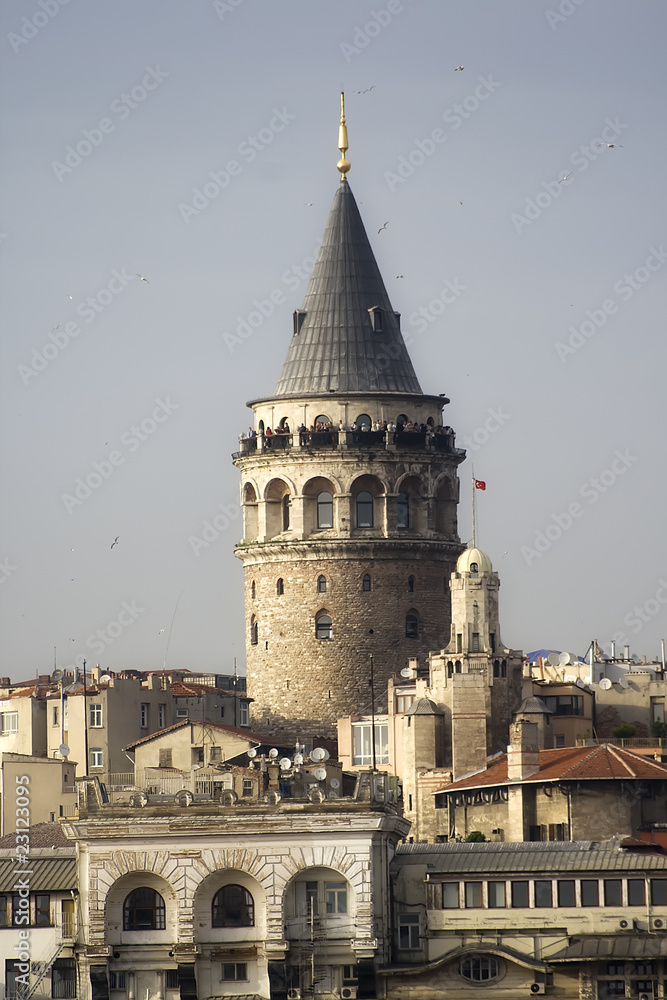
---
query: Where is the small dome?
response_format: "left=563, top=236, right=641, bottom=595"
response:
left=457, top=547, right=493, bottom=575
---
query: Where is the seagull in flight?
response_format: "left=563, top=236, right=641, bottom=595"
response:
left=558, top=172, right=572, bottom=183
left=455, top=65, right=464, bottom=71
left=396, top=275, right=404, bottom=279
left=356, top=86, right=376, bottom=94
left=606, top=144, right=623, bottom=148
left=378, top=222, right=389, bottom=234
left=110, top=537, right=119, bottom=549
left=136, top=274, right=150, bottom=283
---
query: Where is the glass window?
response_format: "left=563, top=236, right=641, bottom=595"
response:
left=397, top=492, right=409, bottom=528
left=250, top=616, right=258, bottom=645
left=460, top=956, right=499, bottom=982
left=535, top=881, right=552, bottom=907
left=315, top=613, right=333, bottom=640
left=123, top=888, right=166, bottom=930
left=5, top=960, right=18, bottom=1000
left=398, top=913, right=420, bottom=949
left=356, top=491, right=374, bottom=527
left=631, top=981, right=654, bottom=996
left=0, top=712, right=18, bottom=733
left=604, top=880, right=622, bottom=906
left=221, top=964, right=248, bottom=982
left=0, top=896, right=8, bottom=928
left=90, top=748, right=103, bottom=768
left=581, top=880, right=599, bottom=906
left=52, top=705, right=59, bottom=726
left=239, top=702, right=249, bottom=726
left=557, top=881, right=576, bottom=907
left=212, top=885, right=254, bottom=927
left=325, top=881, right=347, bottom=914
left=442, top=882, right=460, bottom=908
left=352, top=722, right=389, bottom=766
left=511, top=881, right=529, bottom=907
left=242, top=779, right=253, bottom=796
left=651, top=879, right=667, bottom=905
left=362, top=574, right=371, bottom=592
left=317, top=575, right=327, bottom=593
left=407, top=575, right=415, bottom=593
left=405, top=613, right=419, bottom=639
left=628, top=880, right=645, bottom=906
left=635, top=962, right=654, bottom=976
left=355, top=413, right=372, bottom=430
left=140, top=703, right=149, bottom=728
left=158, top=704, right=166, bottom=728
left=89, top=703, right=103, bottom=727
left=52, top=959, right=77, bottom=999
left=109, top=972, right=127, bottom=990
left=35, top=894, right=50, bottom=925
left=488, top=882, right=506, bottom=908
left=165, top=971, right=179, bottom=990
left=607, top=963, right=625, bottom=976
left=465, top=882, right=482, bottom=908
left=603, top=981, right=625, bottom=996
left=317, top=491, right=333, bottom=528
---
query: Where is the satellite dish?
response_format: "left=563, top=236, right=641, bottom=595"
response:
left=247, top=748, right=257, bottom=758
left=599, top=677, right=612, bottom=690
left=220, top=789, right=237, bottom=806
left=314, top=767, right=327, bottom=781
left=52, top=669, right=63, bottom=682
left=99, top=674, right=111, bottom=683
left=400, top=666, right=413, bottom=677
left=330, top=778, right=340, bottom=789
left=328, top=790, right=339, bottom=798
left=559, top=652, right=571, bottom=666
left=130, top=791, right=148, bottom=808
left=310, top=747, right=326, bottom=762
left=59, top=743, right=70, bottom=757
left=308, top=787, right=325, bottom=804
left=279, top=757, right=292, bottom=771
left=174, top=789, right=194, bottom=807
left=547, top=652, right=561, bottom=666
left=268, top=748, right=279, bottom=759
left=618, top=676, right=629, bottom=689
left=575, top=678, right=586, bottom=689
left=321, top=749, right=330, bottom=761
left=264, top=790, right=281, bottom=805
left=293, top=753, right=304, bottom=765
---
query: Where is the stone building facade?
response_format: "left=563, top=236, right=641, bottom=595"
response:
left=233, top=141, right=466, bottom=741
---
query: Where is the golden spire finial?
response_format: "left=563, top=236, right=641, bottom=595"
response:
left=337, top=91, right=350, bottom=180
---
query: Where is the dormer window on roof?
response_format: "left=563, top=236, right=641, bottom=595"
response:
left=293, top=310, right=307, bottom=336
left=368, top=306, right=383, bottom=333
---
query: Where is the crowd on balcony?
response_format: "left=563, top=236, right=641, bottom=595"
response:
left=238, top=420, right=456, bottom=447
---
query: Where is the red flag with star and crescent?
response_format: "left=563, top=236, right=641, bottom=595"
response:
left=474, top=479, right=486, bottom=491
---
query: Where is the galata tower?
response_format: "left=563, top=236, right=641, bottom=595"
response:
left=233, top=96, right=465, bottom=741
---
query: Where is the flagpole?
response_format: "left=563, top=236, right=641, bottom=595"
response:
left=471, top=468, right=476, bottom=548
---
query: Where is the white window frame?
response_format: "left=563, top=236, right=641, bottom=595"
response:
left=239, top=702, right=249, bottom=726
left=89, top=703, right=103, bottom=727
left=0, top=712, right=18, bottom=734
left=90, top=747, right=103, bottom=768
left=352, top=722, right=389, bottom=766
left=140, top=703, right=150, bottom=728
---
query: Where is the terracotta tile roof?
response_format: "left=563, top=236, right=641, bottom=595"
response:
left=0, top=822, right=71, bottom=849
left=124, top=718, right=264, bottom=750
left=436, top=744, right=667, bottom=794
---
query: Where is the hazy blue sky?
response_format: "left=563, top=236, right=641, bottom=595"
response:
left=2, top=0, right=666, bottom=682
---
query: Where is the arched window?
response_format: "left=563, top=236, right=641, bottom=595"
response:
left=258, top=420, right=265, bottom=434
left=460, top=956, right=499, bottom=982
left=317, top=491, right=333, bottom=528
left=407, top=575, right=415, bottom=593
left=397, top=492, right=410, bottom=528
left=501, top=659, right=507, bottom=678
left=493, top=659, right=500, bottom=678
left=282, top=494, right=291, bottom=531
left=362, top=574, right=371, bottom=592
left=447, top=661, right=454, bottom=678
left=212, top=885, right=254, bottom=927
left=355, top=413, right=372, bottom=430
left=455, top=660, right=462, bottom=673
left=315, top=612, right=333, bottom=640
left=396, top=413, right=409, bottom=429
left=356, top=491, right=374, bottom=528
left=470, top=561, right=479, bottom=577
left=276, top=578, right=284, bottom=596
left=250, top=616, right=258, bottom=646
left=405, top=613, right=419, bottom=639
left=123, top=888, right=166, bottom=931
left=317, top=575, right=327, bottom=593
left=251, top=580, right=256, bottom=600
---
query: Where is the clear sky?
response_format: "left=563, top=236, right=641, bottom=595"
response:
left=2, top=0, right=666, bottom=683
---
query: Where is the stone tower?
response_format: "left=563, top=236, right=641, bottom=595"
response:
left=233, top=98, right=465, bottom=740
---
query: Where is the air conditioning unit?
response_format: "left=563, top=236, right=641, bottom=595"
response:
left=529, top=984, right=546, bottom=995
left=638, top=992, right=652, bottom=1000
left=650, top=916, right=665, bottom=931
left=287, top=990, right=302, bottom=1000
left=619, top=918, right=635, bottom=930
left=341, top=989, right=358, bottom=1000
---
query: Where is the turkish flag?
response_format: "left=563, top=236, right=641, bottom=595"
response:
left=474, top=480, right=486, bottom=491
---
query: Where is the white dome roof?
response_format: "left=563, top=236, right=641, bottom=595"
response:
left=457, top=547, right=493, bottom=574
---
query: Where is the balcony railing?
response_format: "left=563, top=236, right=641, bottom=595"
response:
left=234, top=429, right=461, bottom=458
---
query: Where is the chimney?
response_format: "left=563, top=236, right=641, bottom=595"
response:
left=507, top=720, right=540, bottom=781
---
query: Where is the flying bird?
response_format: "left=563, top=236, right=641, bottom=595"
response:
left=356, top=86, right=376, bottom=94
left=378, top=222, right=389, bottom=234
left=136, top=274, right=150, bottom=283
left=455, top=66, right=464, bottom=71
left=158, top=628, right=165, bottom=635
left=558, top=172, right=572, bottom=183
left=304, top=202, right=313, bottom=207
left=396, top=275, right=404, bottom=279
left=110, top=537, right=119, bottom=549
left=606, top=144, right=623, bottom=148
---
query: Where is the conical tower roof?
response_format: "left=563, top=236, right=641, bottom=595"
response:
left=274, top=179, right=422, bottom=397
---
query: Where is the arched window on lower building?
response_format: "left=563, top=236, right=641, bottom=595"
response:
left=123, top=888, right=166, bottom=931
left=212, top=885, right=254, bottom=927
left=315, top=612, right=333, bottom=640
left=317, top=491, right=333, bottom=528
left=362, top=574, right=371, bottom=592
left=317, top=575, right=327, bottom=593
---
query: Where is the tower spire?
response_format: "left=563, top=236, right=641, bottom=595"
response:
left=337, top=92, right=350, bottom=180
